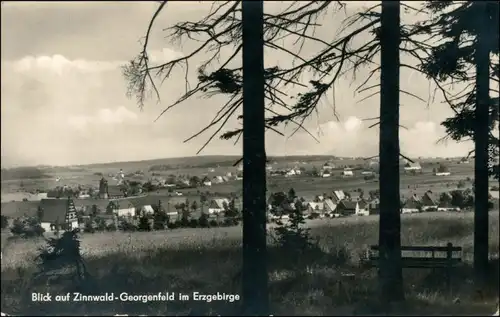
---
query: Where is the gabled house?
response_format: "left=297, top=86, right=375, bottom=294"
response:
left=336, top=200, right=359, bottom=216
left=107, top=185, right=125, bottom=199
left=202, top=176, right=212, bottom=187
left=367, top=198, right=380, bottom=215
left=404, top=162, right=422, bottom=171
left=208, top=198, right=229, bottom=214
left=322, top=162, right=334, bottom=170
left=342, top=169, right=354, bottom=177
left=421, top=191, right=439, bottom=211
left=331, top=190, right=346, bottom=203
left=401, top=198, right=421, bottom=214
left=356, top=200, right=369, bottom=216
left=212, top=176, right=224, bottom=184
left=38, top=198, right=78, bottom=232
left=108, top=199, right=136, bottom=217
left=323, top=198, right=337, bottom=214
left=307, top=202, right=324, bottom=215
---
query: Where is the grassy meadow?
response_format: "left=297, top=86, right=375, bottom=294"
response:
left=1, top=211, right=499, bottom=316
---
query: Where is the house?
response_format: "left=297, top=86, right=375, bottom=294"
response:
left=404, top=162, right=422, bottom=171
left=237, top=163, right=244, bottom=172
left=322, top=162, right=334, bottom=170
left=367, top=198, right=380, bottom=215
left=356, top=200, right=369, bottom=216
left=285, top=169, right=297, bottom=177
left=307, top=202, right=324, bottom=215
left=212, top=176, right=224, bottom=184
left=348, top=191, right=362, bottom=201
left=320, top=171, right=331, bottom=178
left=38, top=198, right=78, bottom=232
left=421, top=191, right=439, bottom=211
left=342, top=169, right=354, bottom=177
left=323, top=198, right=337, bottom=214
left=107, top=185, right=125, bottom=199
left=361, top=171, right=374, bottom=175
left=401, top=198, right=421, bottom=214
left=208, top=198, right=230, bottom=214
left=109, top=199, right=136, bottom=217
left=331, top=190, right=346, bottom=203
left=336, top=200, right=359, bottom=216
left=202, top=177, right=212, bottom=187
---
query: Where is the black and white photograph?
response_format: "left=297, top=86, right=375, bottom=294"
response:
left=1, top=1, right=499, bottom=315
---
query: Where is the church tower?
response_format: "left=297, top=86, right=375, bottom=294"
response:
left=99, top=177, right=109, bottom=199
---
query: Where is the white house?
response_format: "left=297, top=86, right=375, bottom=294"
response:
left=342, top=169, right=354, bottom=177
left=38, top=198, right=78, bottom=232
left=435, top=172, right=451, bottom=176
left=361, top=171, right=374, bottom=175
left=404, top=162, right=422, bottom=171
left=212, top=176, right=225, bottom=184
left=110, top=200, right=136, bottom=217
left=202, top=177, right=212, bottom=187
left=208, top=198, right=230, bottom=214
left=286, top=169, right=297, bottom=176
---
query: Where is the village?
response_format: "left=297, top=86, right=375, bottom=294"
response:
left=3, top=157, right=494, bottom=236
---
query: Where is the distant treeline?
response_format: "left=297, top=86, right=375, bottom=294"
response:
left=1, top=167, right=51, bottom=181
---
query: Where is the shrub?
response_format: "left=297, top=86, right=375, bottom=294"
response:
left=10, top=216, right=45, bottom=238
left=272, top=206, right=319, bottom=264
left=198, top=214, right=210, bottom=228
left=83, top=220, right=95, bottom=234
left=119, top=219, right=137, bottom=232
left=137, top=216, right=151, bottom=232
left=209, top=219, right=219, bottom=228
left=106, top=223, right=117, bottom=232
left=1, top=215, right=9, bottom=229
left=189, top=219, right=199, bottom=228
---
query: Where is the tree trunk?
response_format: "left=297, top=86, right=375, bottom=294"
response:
left=378, top=0, right=404, bottom=303
left=473, top=2, right=490, bottom=287
left=241, top=1, right=268, bottom=315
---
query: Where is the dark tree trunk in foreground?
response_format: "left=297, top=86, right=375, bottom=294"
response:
left=378, top=0, right=404, bottom=303
left=241, top=1, right=268, bottom=315
left=473, top=2, right=490, bottom=287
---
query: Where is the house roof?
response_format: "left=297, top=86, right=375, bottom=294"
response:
left=128, top=196, right=165, bottom=209
left=422, top=192, right=438, bottom=206
left=211, top=198, right=230, bottom=209
left=307, top=202, right=324, bottom=210
left=403, top=199, right=421, bottom=209
left=74, top=198, right=110, bottom=211
left=339, top=200, right=358, bottom=210
left=332, top=190, right=345, bottom=201
left=107, top=185, right=124, bottom=197
left=110, top=199, right=135, bottom=209
left=323, top=199, right=336, bottom=211
left=358, top=200, right=368, bottom=208
left=39, top=199, right=71, bottom=223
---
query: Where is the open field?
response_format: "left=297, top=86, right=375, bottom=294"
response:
left=1, top=211, right=499, bottom=315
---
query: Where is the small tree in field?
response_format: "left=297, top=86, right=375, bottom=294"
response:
left=138, top=215, right=151, bottom=232
left=273, top=204, right=316, bottom=264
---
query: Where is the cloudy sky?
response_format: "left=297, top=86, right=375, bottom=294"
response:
left=1, top=1, right=472, bottom=167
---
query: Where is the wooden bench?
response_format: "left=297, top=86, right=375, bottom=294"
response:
left=367, top=243, right=463, bottom=293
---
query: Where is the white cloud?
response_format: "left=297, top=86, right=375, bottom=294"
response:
left=5, top=48, right=183, bottom=75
